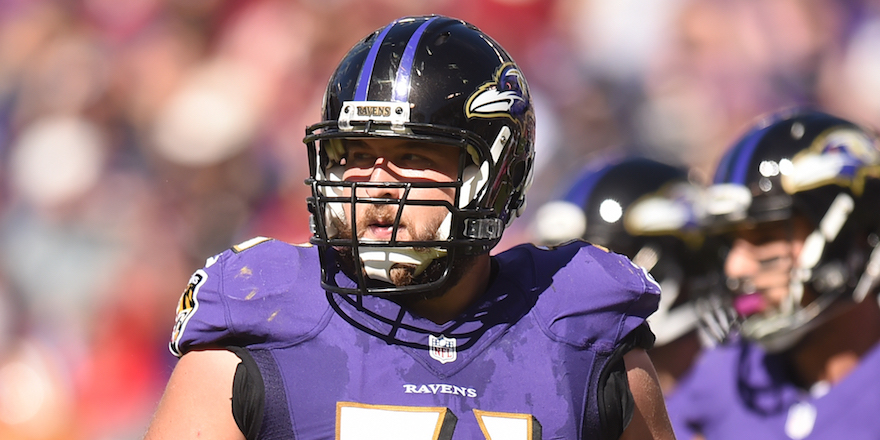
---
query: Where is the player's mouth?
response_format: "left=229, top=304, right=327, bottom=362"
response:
left=366, top=221, right=395, bottom=240
left=361, top=215, right=407, bottom=241
left=733, top=292, right=766, bottom=317
left=357, top=204, right=407, bottom=241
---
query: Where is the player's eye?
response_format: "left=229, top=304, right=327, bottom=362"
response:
left=343, top=149, right=377, bottom=168
left=398, top=153, right=433, bottom=168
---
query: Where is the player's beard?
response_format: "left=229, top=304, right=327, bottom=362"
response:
left=332, top=203, right=474, bottom=300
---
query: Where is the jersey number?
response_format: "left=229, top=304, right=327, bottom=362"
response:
left=336, top=402, right=541, bottom=440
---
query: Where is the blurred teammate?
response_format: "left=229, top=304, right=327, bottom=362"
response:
left=532, top=156, right=722, bottom=395
left=144, top=15, right=674, bottom=439
left=665, top=109, right=880, bottom=439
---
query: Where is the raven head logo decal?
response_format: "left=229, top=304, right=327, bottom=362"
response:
left=466, top=63, right=530, bottom=120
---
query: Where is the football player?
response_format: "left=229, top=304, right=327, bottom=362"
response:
left=665, top=109, right=880, bottom=439
left=145, top=15, right=674, bottom=440
left=532, top=156, right=723, bottom=395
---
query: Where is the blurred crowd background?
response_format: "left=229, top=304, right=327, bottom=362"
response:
left=1, top=0, right=880, bottom=438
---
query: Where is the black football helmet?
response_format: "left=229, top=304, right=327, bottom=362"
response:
left=304, top=15, right=536, bottom=296
left=533, top=157, right=723, bottom=346
left=704, top=109, right=880, bottom=351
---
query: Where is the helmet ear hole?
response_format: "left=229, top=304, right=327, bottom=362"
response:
left=503, top=161, right=528, bottom=219
left=510, top=160, right=526, bottom=188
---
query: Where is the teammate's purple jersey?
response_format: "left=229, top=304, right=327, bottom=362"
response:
left=170, top=238, right=660, bottom=439
left=666, top=339, right=880, bottom=439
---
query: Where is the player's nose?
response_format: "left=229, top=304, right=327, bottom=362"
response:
left=724, top=238, right=758, bottom=281
left=364, top=158, right=404, bottom=199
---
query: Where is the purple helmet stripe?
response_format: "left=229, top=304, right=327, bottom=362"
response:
left=354, top=20, right=397, bottom=101
left=564, top=162, right=615, bottom=209
left=713, top=147, right=737, bottom=184
left=725, top=125, right=774, bottom=185
left=392, top=16, right=437, bottom=102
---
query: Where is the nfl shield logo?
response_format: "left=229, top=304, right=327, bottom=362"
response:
left=429, top=335, right=457, bottom=364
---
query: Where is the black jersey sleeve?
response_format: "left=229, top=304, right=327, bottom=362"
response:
left=595, top=323, right=656, bottom=440
left=229, top=346, right=265, bottom=440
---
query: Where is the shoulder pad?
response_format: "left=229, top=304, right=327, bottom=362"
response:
left=506, top=241, right=661, bottom=352
left=169, top=239, right=332, bottom=356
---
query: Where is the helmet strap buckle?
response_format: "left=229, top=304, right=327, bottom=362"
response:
left=464, top=218, right=503, bottom=239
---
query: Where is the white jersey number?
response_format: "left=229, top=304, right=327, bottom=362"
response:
left=336, top=402, right=541, bottom=440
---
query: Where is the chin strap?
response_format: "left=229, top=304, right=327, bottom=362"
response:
left=358, top=246, right=447, bottom=284
left=357, top=213, right=452, bottom=284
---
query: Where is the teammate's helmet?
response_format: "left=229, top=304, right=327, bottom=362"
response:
left=704, top=109, right=880, bottom=351
left=304, top=15, right=535, bottom=295
left=533, top=157, right=722, bottom=345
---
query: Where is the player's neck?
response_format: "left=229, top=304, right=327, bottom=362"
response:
left=789, top=296, right=880, bottom=387
left=401, top=254, right=493, bottom=325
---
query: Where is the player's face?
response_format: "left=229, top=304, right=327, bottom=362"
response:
left=338, top=138, right=459, bottom=243
left=723, top=216, right=811, bottom=320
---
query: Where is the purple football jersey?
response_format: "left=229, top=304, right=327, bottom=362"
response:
left=170, top=238, right=660, bottom=439
left=666, top=339, right=880, bottom=439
